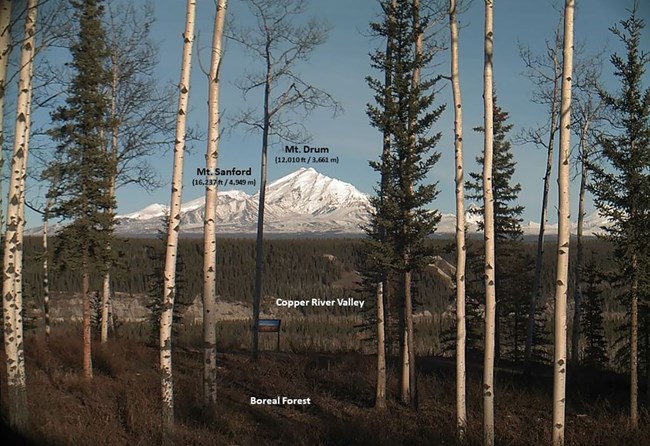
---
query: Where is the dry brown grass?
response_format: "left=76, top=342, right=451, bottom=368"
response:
left=0, top=332, right=648, bottom=445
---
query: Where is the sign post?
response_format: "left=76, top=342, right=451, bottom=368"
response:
left=257, top=319, right=281, bottom=351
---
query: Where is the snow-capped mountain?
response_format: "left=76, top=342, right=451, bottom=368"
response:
left=29, top=168, right=612, bottom=236
left=114, top=167, right=374, bottom=234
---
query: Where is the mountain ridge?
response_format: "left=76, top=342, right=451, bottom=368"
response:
left=29, top=168, right=610, bottom=236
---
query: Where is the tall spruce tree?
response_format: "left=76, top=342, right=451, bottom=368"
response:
left=467, top=97, right=524, bottom=241
left=365, top=0, right=444, bottom=407
left=587, top=2, right=650, bottom=427
left=467, top=97, right=526, bottom=361
left=364, top=0, right=398, bottom=410
left=44, top=0, right=114, bottom=381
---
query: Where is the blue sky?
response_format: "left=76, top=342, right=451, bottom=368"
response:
left=21, top=0, right=650, bottom=228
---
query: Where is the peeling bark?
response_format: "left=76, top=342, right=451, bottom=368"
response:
left=376, top=282, right=387, bottom=409
left=482, top=1, right=496, bottom=445
left=43, top=197, right=50, bottom=338
left=552, top=1, right=574, bottom=444
left=161, top=0, right=196, bottom=441
left=2, top=0, right=36, bottom=430
left=0, top=0, right=12, bottom=232
left=202, top=0, right=227, bottom=417
left=449, top=0, right=467, bottom=438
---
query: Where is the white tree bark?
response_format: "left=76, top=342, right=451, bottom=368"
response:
left=43, top=197, right=51, bottom=338
left=552, top=1, right=574, bottom=444
left=2, top=0, right=36, bottom=430
left=376, top=281, right=387, bottom=408
left=15, top=62, right=33, bottom=386
left=449, top=0, right=467, bottom=438
left=101, top=271, right=110, bottom=342
left=100, top=59, right=119, bottom=344
left=482, top=2, right=496, bottom=445
left=161, top=0, right=196, bottom=441
left=202, top=0, right=227, bottom=416
left=0, top=0, right=12, bottom=232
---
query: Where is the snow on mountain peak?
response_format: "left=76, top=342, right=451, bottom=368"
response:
left=261, top=168, right=367, bottom=215
left=109, top=168, right=613, bottom=236
left=120, top=203, right=167, bottom=220
left=113, top=168, right=370, bottom=233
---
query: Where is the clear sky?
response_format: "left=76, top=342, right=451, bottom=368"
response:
left=21, top=0, right=650, bottom=228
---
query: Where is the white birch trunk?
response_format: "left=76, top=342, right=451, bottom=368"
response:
left=482, top=2, right=496, bottom=445
left=161, top=0, right=196, bottom=440
left=43, top=197, right=51, bottom=338
left=2, top=0, right=36, bottom=430
left=101, top=37, right=121, bottom=344
left=552, top=1, right=574, bottom=444
left=202, top=0, right=227, bottom=415
left=449, top=0, right=467, bottom=438
left=101, top=272, right=110, bottom=342
left=376, top=281, right=387, bottom=409
left=0, top=0, right=12, bottom=232
left=15, top=61, right=33, bottom=387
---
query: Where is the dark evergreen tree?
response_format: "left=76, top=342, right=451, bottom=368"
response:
left=365, top=0, right=444, bottom=406
left=44, top=0, right=114, bottom=272
left=587, top=3, right=650, bottom=423
left=467, top=96, right=524, bottom=241
left=43, top=0, right=115, bottom=379
left=466, top=96, right=529, bottom=362
left=581, top=259, right=609, bottom=367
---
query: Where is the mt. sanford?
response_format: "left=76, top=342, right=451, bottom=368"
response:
left=101, top=168, right=605, bottom=236
left=116, top=168, right=370, bottom=234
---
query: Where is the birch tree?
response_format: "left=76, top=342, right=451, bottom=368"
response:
left=160, top=0, right=196, bottom=440
left=202, top=0, right=227, bottom=418
left=228, top=0, right=340, bottom=360
left=482, top=1, right=496, bottom=444
left=2, top=0, right=36, bottom=429
left=0, top=0, right=12, bottom=232
left=43, top=196, right=51, bottom=337
left=520, top=24, right=562, bottom=368
left=449, top=0, right=466, bottom=436
left=552, top=0, right=574, bottom=443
